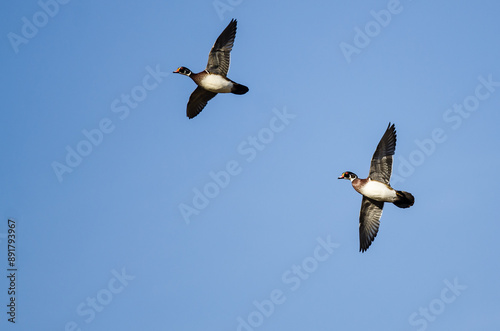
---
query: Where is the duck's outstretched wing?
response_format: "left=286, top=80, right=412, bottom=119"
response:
left=359, top=197, right=384, bottom=252
left=206, top=19, right=237, bottom=77
left=187, top=87, right=217, bottom=119
left=368, top=123, right=397, bottom=185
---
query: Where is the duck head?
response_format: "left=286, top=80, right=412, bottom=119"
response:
left=173, top=67, right=192, bottom=76
left=338, top=171, right=358, bottom=181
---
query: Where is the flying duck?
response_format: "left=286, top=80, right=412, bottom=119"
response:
left=338, top=123, right=414, bottom=252
left=173, top=19, right=249, bottom=119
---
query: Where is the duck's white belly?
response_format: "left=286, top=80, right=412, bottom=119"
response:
left=358, top=180, right=396, bottom=202
left=200, top=74, right=233, bottom=93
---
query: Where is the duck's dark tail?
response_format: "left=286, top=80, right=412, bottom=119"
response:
left=231, top=83, right=249, bottom=95
left=394, top=191, right=415, bottom=208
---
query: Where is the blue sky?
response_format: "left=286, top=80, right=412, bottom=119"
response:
left=1, top=0, right=500, bottom=330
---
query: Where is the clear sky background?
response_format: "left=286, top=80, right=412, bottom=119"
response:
left=1, top=1, right=500, bottom=330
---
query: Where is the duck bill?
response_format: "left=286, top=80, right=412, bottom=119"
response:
left=337, top=175, right=344, bottom=179
left=173, top=69, right=180, bottom=73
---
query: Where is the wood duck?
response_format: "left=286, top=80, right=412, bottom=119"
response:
left=338, top=123, right=415, bottom=252
left=173, top=19, right=249, bottom=119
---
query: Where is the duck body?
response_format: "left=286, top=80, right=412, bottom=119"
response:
left=189, top=70, right=248, bottom=94
left=352, top=178, right=397, bottom=202
left=175, top=67, right=247, bottom=94
left=346, top=174, right=414, bottom=208
left=197, top=72, right=234, bottom=93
